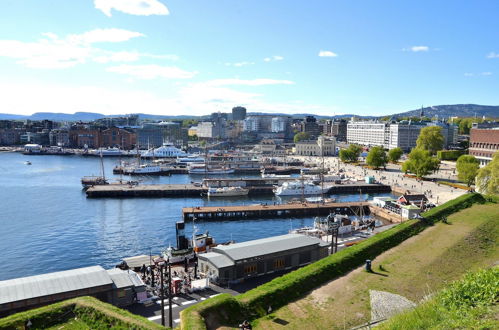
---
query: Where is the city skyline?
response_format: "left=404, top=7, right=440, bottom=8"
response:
left=1, top=1, right=498, bottom=116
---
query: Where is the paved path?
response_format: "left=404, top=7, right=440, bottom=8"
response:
left=291, top=156, right=466, bottom=205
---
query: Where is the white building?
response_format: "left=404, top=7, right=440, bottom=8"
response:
left=271, top=117, right=288, bottom=133
left=243, top=116, right=260, bottom=132
left=347, top=122, right=388, bottom=147
left=295, top=136, right=336, bottom=156
left=387, top=122, right=425, bottom=150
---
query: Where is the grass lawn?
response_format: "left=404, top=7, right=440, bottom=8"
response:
left=252, top=203, right=499, bottom=330
left=46, top=318, right=91, bottom=330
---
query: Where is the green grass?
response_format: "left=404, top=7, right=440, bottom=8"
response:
left=251, top=202, right=499, bottom=329
left=0, top=296, right=165, bottom=330
left=180, top=193, right=488, bottom=329
left=378, top=267, right=499, bottom=330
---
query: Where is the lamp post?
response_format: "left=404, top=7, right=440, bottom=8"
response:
left=168, top=259, right=173, bottom=329
left=160, top=263, right=165, bottom=327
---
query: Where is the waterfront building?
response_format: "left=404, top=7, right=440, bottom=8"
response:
left=0, top=266, right=146, bottom=316
left=0, top=128, right=25, bottom=145
left=271, top=117, right=288, bottom=133
left=49, top=129, right=70, bottom=147
left=136, top=121, right=187, bottom=147
left=20, top=131, right=50, bottom=146
left=197, top=234, right=329, bottom=285
left=69, top=129, right=101, bottom=148
left=101, top=127, right=136, bottom=149
left=232, top=106, right=247, bottom=120
left=469, top=126, right=499, bottom=167
left=295, top=136, right=336, bottom=156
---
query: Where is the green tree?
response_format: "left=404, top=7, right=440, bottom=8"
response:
left=349, top=144, right=362, bottom=160
left=339, top=149, right=354, bottom=163
left=456, top=155, right=480, bottom=187
left=294, top=132, right=311, bottom=143
left=388, top=147, right=404, bottom=163
left=366, top=146, right=388, bottom=169
left=402, top=148, right=440, bottom=179
left=476, top=152, right=499, bottom=195
left=416, top=126, right=444, bottom=155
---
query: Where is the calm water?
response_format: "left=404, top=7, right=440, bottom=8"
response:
left=0, top=152, right=393, bottom=281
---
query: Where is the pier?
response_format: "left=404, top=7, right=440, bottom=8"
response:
left=85, top=184, right=275, bottom=198
left=182, top=201, right=371, bottom=221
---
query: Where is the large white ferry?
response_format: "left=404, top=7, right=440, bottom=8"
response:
left=87, top=147, right=124, bottom=157
left=141, top=142, right=187, bottom=158
left=124, top=163, right=163, bottom=174
left=176, top=155, right=205, bottom=165
left=273, top=180, right=326, bottom=196
left=207, top=186, right=249, bottom=197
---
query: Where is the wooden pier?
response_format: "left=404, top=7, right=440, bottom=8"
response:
left=182, top=201, right=371, bottom=221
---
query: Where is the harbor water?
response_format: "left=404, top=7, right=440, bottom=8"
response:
left=0, top=152, right=394, bottom=281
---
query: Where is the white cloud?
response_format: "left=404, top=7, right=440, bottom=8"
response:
left=106, top=64, right=197, bottom=79
left=464, top=72, right=493, bottom=77
left=67, top=28, right=144, bottom=44
left=464, top=72, right=474, bottom=77
left=263, top=55, right=284, bottom=62
left=403, top=46, right=429, bottom=52
left=225, top=61, right=254, bottom=67
left=318, top=50, right=338, bottom=57
left=0, top=30, right=176, bottom=69
left=204, top=78, right=294, bottom=87
left=486, top=52, right=499, bottom=59
left=481, top=72, right=492, bottom=76
left=94, top=0, right=169, bottom=17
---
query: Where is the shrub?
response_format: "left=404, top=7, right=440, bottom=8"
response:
left=437, top=180, right=473, bottom=191
left=437, top=149, right=465, bottom=160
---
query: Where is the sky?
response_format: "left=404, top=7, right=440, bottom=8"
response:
left=0, top=0, right=498, bottom=117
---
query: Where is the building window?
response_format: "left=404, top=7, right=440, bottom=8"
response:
left=274, top=258, right=285, bottom=269
left=244, top=264, right=257, bottom=274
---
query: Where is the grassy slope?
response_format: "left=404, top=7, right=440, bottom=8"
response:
left=252, top=203, right=499, bottom=329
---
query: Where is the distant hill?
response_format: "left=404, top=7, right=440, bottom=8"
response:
left=393, top=104, right=499, bottom=119
left=0, top=104, right=497, bottom=121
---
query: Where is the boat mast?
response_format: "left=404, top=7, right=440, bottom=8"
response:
left=100, top=149, right=106, bottom=181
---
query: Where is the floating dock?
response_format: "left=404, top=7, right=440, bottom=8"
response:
left=182, top=201, right=371, bottom=221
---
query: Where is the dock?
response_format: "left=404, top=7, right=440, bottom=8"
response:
left=85, top=184, right=275, bottom=198
left=182, top=201, right=371, bottom=221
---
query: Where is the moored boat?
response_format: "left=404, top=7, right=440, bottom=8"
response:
left=206, top=186, right=249, bottom=197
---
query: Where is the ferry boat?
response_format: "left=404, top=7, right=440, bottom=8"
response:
left=123, top=163, right=162, bottom=174
left=176, top=156, right=205, bottom=166
left=188, top=164, right=235, bottom=175
left=141, top=142, right=187, bottom=158
left=273, top=180, right=326, bottom=196
left=87, top=147, right=124, bottom=157
left=207, top=186, right=249, bottom=197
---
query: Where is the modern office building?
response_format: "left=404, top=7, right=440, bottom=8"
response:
left=136, top=121, right=187, bottom=147
left=301, top=116, right=321, bottom=138
left=232, top=106, right=247, bottom=121
left=347, top=121, right=389, bottom=148
left=271, top=116, right=289, bottom=133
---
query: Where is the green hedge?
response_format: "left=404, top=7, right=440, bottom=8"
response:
left=180, top=193, right=487, bottom=329
left=0, top=296, right=164, bottom=330
left=437, top=150, right=465, bottom=160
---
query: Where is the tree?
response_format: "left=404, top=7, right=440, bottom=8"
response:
left=416, top=126, right=444, bottom=155
left=339, top=149, right=354, bottom=163
left=456, top=155, right=480, bottom=187
left=476, top=152, right=499, bottom=195
left=294, top=132, right=310, bottom=143
left=366, top=146, right=388, bottom=169
left=388, top=147, right=403, bottom=163
left=339, top=144, right=362, bottom=163
left=402, top=148, right=440, bottom=179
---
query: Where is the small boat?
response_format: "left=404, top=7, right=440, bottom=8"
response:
left=188, top=164, right=235, bottom=175
left=162, top=246, right=195, bottom=264
left=273, top=180, right=327, bottom=196
left=207, top=186, right=249, bottom=197
left=24, top=161, right=32, bottom=165
left=81, top=176, right=109, bottom=189
left=123, top=163, right=163, bottom=174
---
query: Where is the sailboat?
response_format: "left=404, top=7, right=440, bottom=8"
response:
left=81, top=150, right=109, bottom=189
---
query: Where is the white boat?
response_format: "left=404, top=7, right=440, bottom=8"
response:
left=207, top=186, right=249, bottom=197
left=188, top=164, right=235, bottom=175
left=141, top=142, right=187, bottom=158
left=273, top=180, right=326, bottom=196
left=261, top=173, right=292, bottom=179
left=124, top=163, right=162, bottom=174
left=162, top=246, right=195, bottom=264
left=176, top=156, right=205, bottom=165
left=24, top=161, right=32, bottom=165
left=88, top=147, right=124, bottom=156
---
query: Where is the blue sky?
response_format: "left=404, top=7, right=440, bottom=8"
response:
left=0, top=0, right=498, bottom=116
